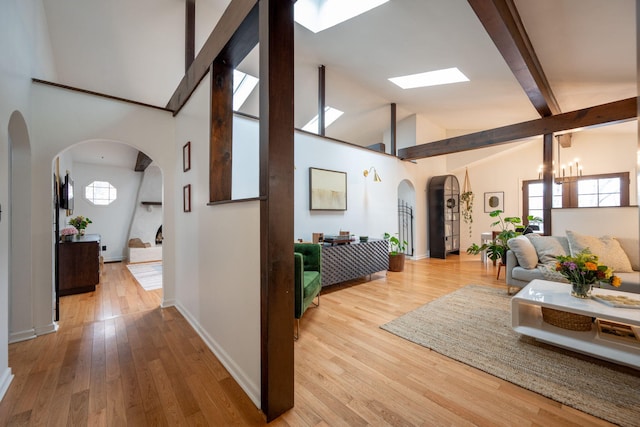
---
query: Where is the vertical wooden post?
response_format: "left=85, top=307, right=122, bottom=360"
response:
left=390, top=102, right=397, bottom=156
left=542, top=133, right=553, bottom=236
left=318, top=65, right=326, bottom=136
left=259, top=0, right=295, bottom=421
left=185, top=0, right=196, bottom=71
left=209, top=58, right=233, bottom=202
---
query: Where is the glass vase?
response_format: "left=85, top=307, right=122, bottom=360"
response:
left=571, top=282, right=592, bottom=299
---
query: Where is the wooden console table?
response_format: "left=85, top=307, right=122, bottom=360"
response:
left=59, top=234, right=101, bottom=296
left=321, top=239, right=388, bottom=286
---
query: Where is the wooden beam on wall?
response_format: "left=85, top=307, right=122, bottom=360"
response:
left=390, top=103, right=397, bottom=156
left=209, top=58, right=234, bottom=202
left=134, top=151, right=153, bottom=172
left=399, top=97, right=637, bottom=160
left=542, top=133, right=553, bottom=236
left=468, top=0, right=561, bottom=116
left=318, top=65, right=326, bottom=136
left=259, top=0, right=295, bottom=421
left=167, top=0, right=259, bottom=114
left=185, top=0, right=196, bottom=72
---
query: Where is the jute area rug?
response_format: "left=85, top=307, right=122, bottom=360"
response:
left=126, top=261, right=162, bottom=291
left=381, top=285, right=640, bottom=427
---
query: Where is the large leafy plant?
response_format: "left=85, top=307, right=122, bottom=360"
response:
left=384, top=232, right=408, bottom=255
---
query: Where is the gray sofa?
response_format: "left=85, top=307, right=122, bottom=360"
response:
left=506, top=233, right=640, bottom=294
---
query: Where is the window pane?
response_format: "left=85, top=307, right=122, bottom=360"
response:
left=599, top=193, right=620, bottom=207
left=578, top=179, right=598, bottom=194
left=599, top=178, right=620, bottom=194
left=529, top=183, right=543, bottom=197
left=553, top=196, right=562, bottom=208
left=578, top=194, right=598, bottom=207
left=529, top=209, right=543, bottom=221
left=529, top=197, right=543, bottom=210
left=553, top=183, right=563, bottom=196
left=85, top=181, right=117, bottom=205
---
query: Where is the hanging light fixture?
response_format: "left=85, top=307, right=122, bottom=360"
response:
left=553, top=134, right=582, bottom=184
left=363, top=167, right=382, bottom=182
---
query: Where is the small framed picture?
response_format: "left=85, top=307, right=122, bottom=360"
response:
left=484, top=191, right=504, bottom=212
left=183, top=184, right=191, bottom=212
left=183, top=141, right=191, bottom=172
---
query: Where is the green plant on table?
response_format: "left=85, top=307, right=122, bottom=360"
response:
left=68, top=215, right=92, bottom=230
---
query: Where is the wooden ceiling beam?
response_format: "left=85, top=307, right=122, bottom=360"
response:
left=468, top=0, right=561, bottom=116
left=398, top=97, right=637, bottom=160
left=166, top=0, right=259, bottom=114
left=134, top=151, right=152, bottom=172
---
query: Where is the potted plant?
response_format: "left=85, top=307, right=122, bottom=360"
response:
left=60, top=226, right=78, bottom=242
left=384, top=232, right=408, bottom=272
left=68, top=215, right=92, bottom=235
left=467, top=210, right=540, bottom=264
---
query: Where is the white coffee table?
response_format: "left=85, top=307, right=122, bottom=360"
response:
left=512, top=279, right=640, bottom=369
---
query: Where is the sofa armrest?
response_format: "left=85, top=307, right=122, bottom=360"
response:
left=506, top=250, right=518, bottom=284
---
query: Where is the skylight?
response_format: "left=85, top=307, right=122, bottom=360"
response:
left=389, top=67, right=469, bottom=89
left=233, top=70, right=259, bottom=110
left=295, top=0, right=389, bottom=33
left=302, top=106, right=344, bottom=133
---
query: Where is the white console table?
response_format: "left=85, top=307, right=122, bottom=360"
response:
left=512, top=279, right=640, bottom=369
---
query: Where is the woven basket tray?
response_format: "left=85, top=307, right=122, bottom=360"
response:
left=541, top=307, right=593, bottom=331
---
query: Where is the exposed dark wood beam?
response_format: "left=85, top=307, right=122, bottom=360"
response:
left=209, top=58, right=234, bottom=202
left=185, top=0, right=196, bottom=72
left=468, top=0, right=561, bottom=116
left=259, top=0, right=295, bottom=421
left=134, top=151, right=152, bottom=172
left=399, top=97, right=637, bottom=160
left=542, top=133, right=553, bottom=236
left=318, top=65, right=326, bottom=136
left=390, top=103, right=397, bottom=156
left=166, top=0, right=259, bottom=114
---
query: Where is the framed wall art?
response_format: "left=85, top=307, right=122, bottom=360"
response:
left=183, top=141, right=191, bottom=172
left=309, top=167, right=347, bottom=211
left=183, top=184, right=192, bottom=212
left=484, top=191, right=504, bottom=212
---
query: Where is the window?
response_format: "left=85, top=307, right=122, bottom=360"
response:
left=522, top=172, right=629, bottom=225
left=85, top=181, right=117, bottom=205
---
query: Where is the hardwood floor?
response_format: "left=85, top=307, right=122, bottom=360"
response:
left=0, top=257, right=614, bottom=426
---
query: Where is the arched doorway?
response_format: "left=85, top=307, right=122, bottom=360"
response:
left=53, top=140, right=164, bottom=319
left=8, top=111, right=34, bottom=343
left=397, top=179, right=416, bottom=258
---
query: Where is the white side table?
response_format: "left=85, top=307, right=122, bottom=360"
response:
left=480, top=232, right=492, bottom=264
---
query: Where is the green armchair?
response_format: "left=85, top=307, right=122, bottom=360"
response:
left=294, top=243, right=322, bottom=339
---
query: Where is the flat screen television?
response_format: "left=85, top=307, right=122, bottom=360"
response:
left=60, top=173, right=74, bottom=210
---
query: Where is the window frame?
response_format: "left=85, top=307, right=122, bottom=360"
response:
left=84, top=180, right=118, bottom=206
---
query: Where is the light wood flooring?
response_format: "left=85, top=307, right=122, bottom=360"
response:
left=0, top=257, right=615, bottom=426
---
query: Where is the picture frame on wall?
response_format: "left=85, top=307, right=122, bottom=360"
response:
left=183, top=141, right=191, bottom=172
left=484, top=191, right=504, bottom=212
left=183, top=184, right=191, bottom=212
left=309, top=167, right=347, bottom=211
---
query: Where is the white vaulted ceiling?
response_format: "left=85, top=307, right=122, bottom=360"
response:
left=42, top=0, right=636, bottom=152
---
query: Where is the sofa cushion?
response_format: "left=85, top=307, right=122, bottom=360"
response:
left=512, top=266, right=545, bottom=282
left=507, top=236, right=538, bottom=269
left=566, top=230, right=634, bottom=273
left=303, top=271, right=321, bottom=298
left=526, top=234, right=569, bottom=265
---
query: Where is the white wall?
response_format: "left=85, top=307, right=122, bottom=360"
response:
left=0, top=0, right=57, bottom=400
left=70, top=161, right=143, bottom=262
left=29, top=83, right=176, bottom=338
left=128, top=165, right=163, bottom=256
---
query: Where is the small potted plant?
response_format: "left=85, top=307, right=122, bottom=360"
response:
left=60, top=226, right=78, bottom=242
left=68, top=215, right=92, bottom=235
left=384, top=232, right=408, bottom=272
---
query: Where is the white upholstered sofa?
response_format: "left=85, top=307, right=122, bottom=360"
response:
left=506, top=230, right=640, bottom=294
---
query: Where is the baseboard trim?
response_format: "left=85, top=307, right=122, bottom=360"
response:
left=0, top=367, right=14, bottom=401
left=9, top=328, right=36, bottom=344
left=174, top=302, right=260, bottom=409
left=34, top=322, right=58, bottom=337
left=161, top=298, right=175, bottom=308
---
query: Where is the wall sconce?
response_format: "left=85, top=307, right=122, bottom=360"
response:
left=363, top=167, right=382, bottom=182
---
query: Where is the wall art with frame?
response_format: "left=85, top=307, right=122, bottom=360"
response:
left=183, top=141, right=191, bottom=172
left=183, top=184, right=191, bottom=212
left=309, top=167, right=347, bottom=211
left=484, top=191, right=504, bottom=212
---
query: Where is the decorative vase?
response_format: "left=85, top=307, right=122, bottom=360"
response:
left=571, top=282, right=592, bottom=299
left=79, top=228, right=85, bottom=236
left=63, top=235, right=73, bottom=242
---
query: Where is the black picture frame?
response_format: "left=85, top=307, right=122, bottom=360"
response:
left=183, top=141, right=191, bottom=172
left=183, top=184, right=191, bottom=212
left=309, top=167, right=347, bottom=211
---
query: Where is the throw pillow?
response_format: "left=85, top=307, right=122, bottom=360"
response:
left=566, top=230, right=634, bottom=273
left=526, top=234, right=568, bottom=265
left=507, top=235, right=538, bottom=269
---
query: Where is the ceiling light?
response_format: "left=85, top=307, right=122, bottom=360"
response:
left=302, top=106, right=344, bottom=133
left=388, top=67, right=469, bottom=89
left=295, top=0, right=389, bottom=33
left=233, top=70, right=258, bottom=110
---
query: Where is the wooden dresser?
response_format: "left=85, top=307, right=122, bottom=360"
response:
left=59, top=234, right=101, bottom=296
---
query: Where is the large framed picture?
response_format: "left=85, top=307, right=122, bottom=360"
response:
left=309, top=167, right=347, bottom=211
left=484, top=191, right=504, bottom=212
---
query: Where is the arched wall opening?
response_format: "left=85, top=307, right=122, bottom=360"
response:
left=398, top=179, right=416, bottom=258
left=8, top=110, right=34, bottom=343
left=53, top=140, right=164, bottom=318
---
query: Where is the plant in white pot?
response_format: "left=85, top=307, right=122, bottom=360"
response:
left=384, top=232, right=408, bottom=272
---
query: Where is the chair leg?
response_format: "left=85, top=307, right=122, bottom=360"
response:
left=496, top=262, right=504, bottom=280
left=294, top=318, right=300, bottom=341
